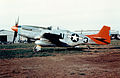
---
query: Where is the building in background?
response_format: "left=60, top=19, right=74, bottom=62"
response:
left=0, top=30, right=33, bottom=44
left=0, top=30, right=14, bottom=44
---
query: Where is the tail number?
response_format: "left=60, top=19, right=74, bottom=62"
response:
left=83, top=37, right=88, bottom=43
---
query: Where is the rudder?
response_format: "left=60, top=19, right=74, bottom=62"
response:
left=86, top=26, right=111, bottom=45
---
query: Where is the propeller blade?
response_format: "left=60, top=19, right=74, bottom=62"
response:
left=13, top=31, right=17, bottom=43
left=15, top=16, right=19, bottom=27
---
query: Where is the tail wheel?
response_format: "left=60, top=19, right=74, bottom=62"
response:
left=33, top=45, right=41, bottom=52
left=86, top=45, right=90, bottom=49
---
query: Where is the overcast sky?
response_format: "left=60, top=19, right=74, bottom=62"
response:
left=0, top=0, right=120, bottom=32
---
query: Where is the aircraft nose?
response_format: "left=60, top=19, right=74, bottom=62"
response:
left=11, top=26, right=18, bottom=32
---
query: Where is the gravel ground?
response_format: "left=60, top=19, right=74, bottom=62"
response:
left=0, top=45, right=120, bottom=78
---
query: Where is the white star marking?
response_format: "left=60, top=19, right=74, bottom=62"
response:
left=72, top=34, right=79, bottom=41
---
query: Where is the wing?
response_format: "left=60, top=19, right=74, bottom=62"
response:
left=34, top=28, right=71, bottom=47
left=42, top=33, right=70, bottom=47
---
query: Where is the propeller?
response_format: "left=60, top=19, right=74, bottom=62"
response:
left=12, top=17, right=19, bottom=43
left=13, top=31, right=17, bottom=43
left=15, top=17, right=19, bottom=26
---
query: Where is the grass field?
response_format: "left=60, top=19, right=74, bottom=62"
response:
left=0, top=40, right=120, bottom=59
left=0, top=43, right=85, bottom=59
left=0, top=43, right=35, bottom=49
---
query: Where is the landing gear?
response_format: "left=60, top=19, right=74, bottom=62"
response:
left=33, top=45, right=42, bottom=52
left=86, top=45, right=90, bottom=49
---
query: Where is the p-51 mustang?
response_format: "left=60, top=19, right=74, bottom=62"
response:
left=11, top=19, right=111, bottom=52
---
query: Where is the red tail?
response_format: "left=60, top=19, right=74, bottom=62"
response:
left=86, top=26, right=111, bottom=45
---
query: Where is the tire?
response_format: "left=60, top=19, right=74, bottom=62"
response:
left=33, top=45, right=41, bottom=52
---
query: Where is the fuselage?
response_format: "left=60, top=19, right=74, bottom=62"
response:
left=11, top=25, right=111, bottom=47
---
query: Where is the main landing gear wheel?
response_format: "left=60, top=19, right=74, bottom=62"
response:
left=33, top=45, right=42, bottom=52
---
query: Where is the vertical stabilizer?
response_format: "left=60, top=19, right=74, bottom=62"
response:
left=86, top=26, right=111, bottom=45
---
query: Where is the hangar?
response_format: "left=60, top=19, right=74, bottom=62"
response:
left=0, top=34, right=7, bottom=43
left=0, top=30, right=19, bottom=44
left=0, top=30, right=30, bottom=44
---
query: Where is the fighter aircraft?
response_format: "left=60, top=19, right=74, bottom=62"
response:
left=11, top=19, right=111, bottom=52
